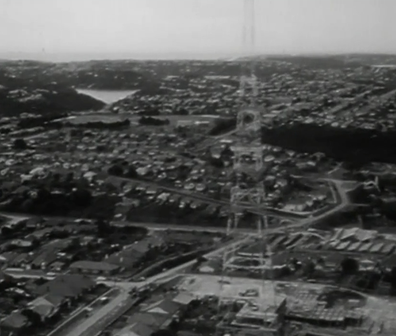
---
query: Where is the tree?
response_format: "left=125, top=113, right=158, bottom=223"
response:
left=37, top=187, right=51, bottom=201
left=390, top=267, right=396, bottom=289
left=96, top=218, right=113, bottom=236
left=174, top=108, right=188, bottom=115
left=65, top=172, right=74, bottom=183
left=21, top=199, right=34, bottom=212
left=13, top=138, right=28, bottom=150
left=138, top=116, right=169, bottom=126
left=71, top=188, right=92, bottom=207
left=208, top=117, right=236, bottom=136
left=1, top=226, right=13, bottom=236
left=341, top=257, right=359, bottom=275
left=303, top=260, right=316, bottom=277
left=221, top=146, right=233, bottom=158
left=21, top=309, right=42, bottom=326
left=197, top=256, right=207, bottom=263
left=125, top=166, right=138, bottom=178
left=108, top=164, right=123, bottom=176
left=151, top=329, right=175, bottom=336
left=209, top=157, right=224, bottom=168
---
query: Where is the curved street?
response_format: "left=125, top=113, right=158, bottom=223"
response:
left=0, top=174, right=358, bottom=336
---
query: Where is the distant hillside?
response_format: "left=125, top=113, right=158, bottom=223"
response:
left=0, top=68, right=105, bottom=116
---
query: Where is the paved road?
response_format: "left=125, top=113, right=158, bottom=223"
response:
left=47, top=288, right=119, bottom=336
left=111, top=178, right=350, bottom=235
left=62, top=290, right=131, bottom=336
left=0, top=174, right=349, bottom=237
left=111, top=175, right=312, bottom=221
left=8, top=237, right=249, bottom=336
left=97, top=235, right=250, bottom=291
left=112, top=221, right=251, bottom=234
left=1, top=178, right=353, bottom=336
left=0, top=210, right=288, bottom=235
left=0, top=210, right=258, bottom=234
left=2, top=177, right=352, bottom=336
left=195, top=128, right=237, bottom=152
left=293, top=179, right=349, bottom=229
left=0, top=178, right=350, bottom=240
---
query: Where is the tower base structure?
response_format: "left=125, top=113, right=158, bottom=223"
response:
left=216, top=298, right=287, bottom=336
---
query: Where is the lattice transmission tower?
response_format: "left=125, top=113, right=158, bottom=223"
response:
left=216, top=0, right=279, bottom=335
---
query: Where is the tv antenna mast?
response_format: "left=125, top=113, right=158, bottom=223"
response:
left=216, top=0, right=279, bottom=335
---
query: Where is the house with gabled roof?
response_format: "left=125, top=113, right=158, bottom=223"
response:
left=142, top=298, right=182, bottom=316
left=69, top=260, right=121, bottom=275
left=28, top=302, right=57, bottom=323
left=126, top=312, right=168, bottom=329
left=172, top=292, right=195, bottom=306
left=0, top=311, right=31, bottom=336
left=27, top=294, right=65, bottom=322
left=114, top=322, right=154, bottom=336
left=34, top=274, right=95, bottom=303
left=31, top=249, right=58, bottom=269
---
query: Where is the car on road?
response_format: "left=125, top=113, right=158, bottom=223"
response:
left=239, top=289, right=259, bottom=297
left=83, top=307, right=93, bottom=317
left=218, top=279, right=231, bottom=284
left=250, top=304, right=259, bottom=311
left=99, top=297, right=109, bottom=305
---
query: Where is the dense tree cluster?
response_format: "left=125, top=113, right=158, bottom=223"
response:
left=0, top=71, right=104, bottom=117
left=137, top=109, right=160, bottom=116
left=107, top=163, right=138, bottom=178
left=172, top=108, right=188, bottom=115
left=208, top=117, right=236, bottom=136
left=208, top=157, right=224, bottom=168
left=340, top=257, right=359, bottom=275
left=390, top=267, right=396, bottom=290
left=17, top=113, right=67, bottom=129
left=262, top=123, right=396, bottom=164
left=138, top=116, right=170, bottom=126
left=13, top=138, right=28, bottom=150
left=65, top=119, right=130, bottom=129
left=0, top=176, right=118, bottom=220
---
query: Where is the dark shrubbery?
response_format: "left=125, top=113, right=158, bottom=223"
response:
left=18, top=114, right=67, bottom=129
left=0, top=179, right=118, bottom=220
left=138, top=116, right=170, bottom=126
left=262, top=123, right=396, bottom=164
left=65, top=119, right=130, bottom=129
left=341, top=257, right=359, bottom=275
left=208, top=117, right=236, bottom=136
left=13, top=138, right=28, bottom=150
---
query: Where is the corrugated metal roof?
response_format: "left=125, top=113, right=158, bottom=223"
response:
left=347, top=242, right=362, bottom=251
left=336, top=241, right=351, bottom=250
left=358, top=242, right=374, bottom=252
left=381, top=244, right=395, bottom=254
left=370, top=242, right=385, bottom=253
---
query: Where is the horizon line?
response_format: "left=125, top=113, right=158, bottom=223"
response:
left=1, top=51, right=396, bottom=63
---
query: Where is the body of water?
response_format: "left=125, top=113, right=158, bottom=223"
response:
left=76, top=89, right=137, bottom=104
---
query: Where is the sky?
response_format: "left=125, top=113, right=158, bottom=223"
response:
left=0, top=0, right=395, bottom=61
